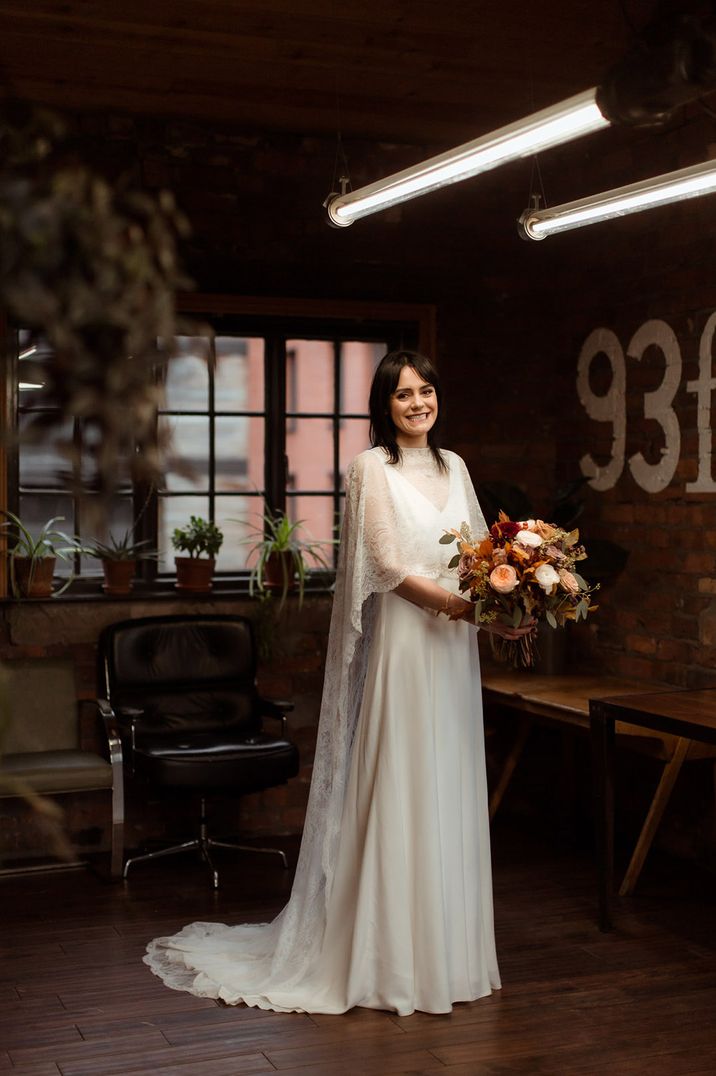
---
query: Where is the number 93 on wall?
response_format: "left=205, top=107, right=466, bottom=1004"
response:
left=577, top=313, right=716, bottom=495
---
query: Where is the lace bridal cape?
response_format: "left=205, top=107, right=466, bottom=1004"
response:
left=144, top=445, right=491, bottom=1010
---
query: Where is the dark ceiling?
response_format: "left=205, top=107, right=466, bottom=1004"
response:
left=0, top=1, right=658, bottom=147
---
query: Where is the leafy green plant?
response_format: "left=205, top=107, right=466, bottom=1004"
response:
left=0, top=100, right=191, bottom=504
left=240, top=510, right=335, bottom=609
left=0, top=510, right=86, bottom=596
left=84, top=528, right=158, bottom=562
left=171, top=516, right=223, bottom=559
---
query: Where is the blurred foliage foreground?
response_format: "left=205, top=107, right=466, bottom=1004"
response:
left=0, top=100, right=191, bottom=504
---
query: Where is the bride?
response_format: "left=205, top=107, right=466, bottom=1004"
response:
left=144, top=349, right=530, bottom=1016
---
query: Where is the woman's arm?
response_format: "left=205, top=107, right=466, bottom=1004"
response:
left=393, top=576, right=533, bottom=639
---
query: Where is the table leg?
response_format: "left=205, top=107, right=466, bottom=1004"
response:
left=590, top=709, right=615, bottom=931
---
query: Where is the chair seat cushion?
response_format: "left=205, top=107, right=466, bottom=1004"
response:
left=133, top=731, right=299, bottom=792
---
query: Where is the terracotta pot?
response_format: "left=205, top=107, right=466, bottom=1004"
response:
left=11, top=556, right=57, bottom=598
left=263, top=551, right=297, bottom=593
left=102, top=559, right=137, bottom=596
left=174, top=556, right=215, bottom=593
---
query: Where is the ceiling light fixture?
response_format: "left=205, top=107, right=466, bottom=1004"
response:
left=325, top=89, right=609, bottom=227
left=324, top=9, right=716, bottom=230
left=518, top=156, right=716, bottom=240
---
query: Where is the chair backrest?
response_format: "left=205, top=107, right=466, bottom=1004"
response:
left=100, top=614, right=257, bottom=700
left=1, top=658, right=78, bottom=754
left=99, top=615, right=261, bottom=736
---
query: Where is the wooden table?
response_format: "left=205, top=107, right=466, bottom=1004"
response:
left=480, top=666, right=670, bottom=820
left=590, top=688, right=716, bottom=931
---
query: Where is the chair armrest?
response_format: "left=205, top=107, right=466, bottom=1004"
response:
left=97, top=699, right=125, bottom=783
left=258, top=697, right=295, bottom=737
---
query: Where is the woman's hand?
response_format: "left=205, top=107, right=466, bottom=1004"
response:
left=481, top=619, right=536, bottom=641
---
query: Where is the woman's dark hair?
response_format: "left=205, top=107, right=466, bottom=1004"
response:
left=368, top=349, right=447, bottom=471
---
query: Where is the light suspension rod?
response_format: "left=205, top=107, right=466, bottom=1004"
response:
left=518, top=157, right=716, bottom=240
left=325, top=88, right=609, bottom=227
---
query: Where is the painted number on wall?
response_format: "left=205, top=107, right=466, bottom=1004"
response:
left=577, top=314, right=716, bottom=493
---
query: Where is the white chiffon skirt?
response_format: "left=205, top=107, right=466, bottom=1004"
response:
left=144, top=588, right=500, bottom=1015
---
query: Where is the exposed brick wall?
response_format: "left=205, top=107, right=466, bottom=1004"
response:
left=3, top=103, right=716, bottom=865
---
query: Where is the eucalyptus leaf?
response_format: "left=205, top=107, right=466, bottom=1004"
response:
left=546, top=610, right=557, bottom=629
left=447, top=553, right=460, bottom=570
left=439, top=532, right=456, bottom=545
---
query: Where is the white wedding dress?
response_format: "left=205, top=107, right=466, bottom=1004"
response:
left=144, top=446, right=500, bottom=1016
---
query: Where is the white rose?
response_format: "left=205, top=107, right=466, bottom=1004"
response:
left=535, top=563, right=560, bottom=592
left=514, top=529, right=542, bottom=548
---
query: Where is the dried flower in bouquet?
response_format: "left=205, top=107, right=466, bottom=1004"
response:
left=440, top=512, right=599, bottom=668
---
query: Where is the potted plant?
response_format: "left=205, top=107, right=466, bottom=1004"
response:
left=84, top=529, right=158, bottom=596
left=171, top=515, right=223, bottom=593
left=242, top=510, right=334, bottom=610
left=0, top=511, right=84, bottom=598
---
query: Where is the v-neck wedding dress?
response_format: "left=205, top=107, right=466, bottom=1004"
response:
left=144, top=447, right=500, bottom=1016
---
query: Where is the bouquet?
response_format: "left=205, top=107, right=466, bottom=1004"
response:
left=440, top=512, right=598, bottom=668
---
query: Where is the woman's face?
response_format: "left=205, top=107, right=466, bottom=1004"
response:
left=389, top=365, right=438, bottom=448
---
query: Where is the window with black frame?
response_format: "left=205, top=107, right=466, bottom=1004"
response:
left=7, top=310, right=420, bottom=591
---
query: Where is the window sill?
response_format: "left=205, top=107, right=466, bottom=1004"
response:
left=0, top=577, right=335, bottom=604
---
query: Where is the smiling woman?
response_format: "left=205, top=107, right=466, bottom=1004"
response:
left=144, top=349, right=531, bottom=1015
left=389, top=365, right=438, bottom=447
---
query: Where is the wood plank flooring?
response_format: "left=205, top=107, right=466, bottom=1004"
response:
left=1, top=820, right=714, bottom=1075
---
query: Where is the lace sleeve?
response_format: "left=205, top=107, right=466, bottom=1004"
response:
left=342, top=450, right=412, bottom=630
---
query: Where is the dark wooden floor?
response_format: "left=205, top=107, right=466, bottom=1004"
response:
left=1, top=820, right=715, bottom=1076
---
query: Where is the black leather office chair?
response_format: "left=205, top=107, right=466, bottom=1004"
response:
left=98, top=614, right=299, bottom=887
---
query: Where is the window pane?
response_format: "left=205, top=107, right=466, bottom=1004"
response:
left=286, top=340, right=333, bottom=414
left=159, top=416, right=209, bottom=491
left=158, top=496, right=209, bottom=572
left=287, top=418, right=334, bottom=492
left=340, top=341, right=384, bottom=414
left=17, top=494, right=76, bottom=537
left=215, top=337, right=264, bottom=411
left=18, top=416, right=73, bottom=488
left=215, top=495, right=265, bottom=572
left=286, top=495, right=336, bottom=561
left=215, top=416, right=265, bottom=493
left=18, top=333, right=53, bottom=402
left=339, top=418, right=372, bottom=478
left=164, top=336, right=210, bottom=411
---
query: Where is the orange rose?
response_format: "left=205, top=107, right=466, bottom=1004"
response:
left=489, top=564, right=518, bottom=594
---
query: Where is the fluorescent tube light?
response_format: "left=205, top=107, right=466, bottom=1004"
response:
left=519, top=157, right=716, bottom=240
left=325, top=88, right=609, bottom=226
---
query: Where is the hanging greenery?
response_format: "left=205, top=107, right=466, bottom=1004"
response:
left=0, top=100, right=191, bottom=501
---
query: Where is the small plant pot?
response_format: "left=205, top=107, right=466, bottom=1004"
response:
left=174, top=556, right=215, bottom=593
left=11, top=556, right=57, bottom=598
left=102, top=559, right=137, bottom=597
left=263, top=551, right=297, bottom=593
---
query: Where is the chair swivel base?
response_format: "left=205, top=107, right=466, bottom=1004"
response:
left=123, top=826, right=289, bottom=888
